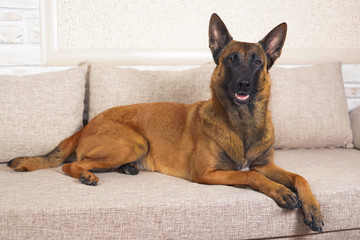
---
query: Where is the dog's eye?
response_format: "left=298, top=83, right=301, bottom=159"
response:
left=227, top=57, right=234, bottom=63
left=255, top=60, right=262, bottom=66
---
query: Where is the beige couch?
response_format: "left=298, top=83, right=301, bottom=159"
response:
left=1, top=62, right=360, bottom=239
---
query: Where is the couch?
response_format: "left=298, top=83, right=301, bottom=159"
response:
left=1, top=62, right=359, bottom=239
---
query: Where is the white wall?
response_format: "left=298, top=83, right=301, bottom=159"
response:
left=0, top=0, right=359, bottom=109
left=44, top=0, right=360, bottom=65
left=57, top=0, right=360, bottom=50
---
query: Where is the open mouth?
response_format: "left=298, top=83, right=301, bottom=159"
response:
left=234, top=93, right=250, bottom=104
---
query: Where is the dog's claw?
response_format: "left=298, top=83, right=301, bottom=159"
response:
left=303, top=210, right=324, bottom=233
left=273, top=186, right=301, bottom=210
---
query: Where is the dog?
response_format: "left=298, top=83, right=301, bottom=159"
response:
left=8, top=13, right=324, bottom=232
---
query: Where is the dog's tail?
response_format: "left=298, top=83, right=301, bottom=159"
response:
left=7, top=130, right=82, bottom=171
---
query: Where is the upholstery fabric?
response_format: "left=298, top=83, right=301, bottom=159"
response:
left=269, top=62, right=353, bottom=149
left=1, top=149, right=360, bottom=239
left=0, top=65, right=87, bottom=162
left=88, top=64, right=214, bottom=120
left=350, top=105, right=360, bottom=149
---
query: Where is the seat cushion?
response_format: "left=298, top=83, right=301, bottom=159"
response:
left=0, top=65, right=88, bottom=162
left=1, top=148, right=359, bottom=239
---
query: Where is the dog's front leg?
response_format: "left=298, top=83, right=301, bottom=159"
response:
left=195, top=170, right=300, bottom=210
left=251, top=162, right=324, bottom=232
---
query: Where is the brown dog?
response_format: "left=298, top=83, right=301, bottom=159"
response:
left=8, top=13, right=324, bottom=232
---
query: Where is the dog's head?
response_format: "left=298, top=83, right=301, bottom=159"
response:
left=209, top=13, right=287, bottom=106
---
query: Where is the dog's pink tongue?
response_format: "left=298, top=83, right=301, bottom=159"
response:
left=235, top=93, right=249, bottom=100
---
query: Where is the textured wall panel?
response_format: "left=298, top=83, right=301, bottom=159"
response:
left=57, top=0, right=360, bottom=50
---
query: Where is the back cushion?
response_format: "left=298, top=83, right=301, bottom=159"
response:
left=88, top=62, right=353, bottom=149
left=0, top=65, right=87, bottom=162
left=88, top=64, right=214, bottom=120
left=350, top=106, right=360, bottom=149
left=269, top=62, right=353, bottom=149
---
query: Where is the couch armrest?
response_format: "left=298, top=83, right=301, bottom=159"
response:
left=350, top=105, right=360, bottom=149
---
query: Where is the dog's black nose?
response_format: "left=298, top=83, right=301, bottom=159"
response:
left=239, top=81, right=251, bottom=91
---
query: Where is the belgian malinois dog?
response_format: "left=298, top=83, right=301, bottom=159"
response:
left=8, top=13, right=324, bottom=232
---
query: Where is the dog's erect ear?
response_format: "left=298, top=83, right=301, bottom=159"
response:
left=259, top=23, right=287, bottom=69
left=209, top=13, right=233, bottom=64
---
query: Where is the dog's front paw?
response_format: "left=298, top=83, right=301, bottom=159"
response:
left=271, top=185, right=301, bottom=210
left=302, top=200, right=324, bottom=232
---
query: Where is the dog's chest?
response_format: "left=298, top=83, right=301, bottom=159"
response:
left=215, top=129, right=269, bottom=171
left=216, top=150, right=251, bottom=171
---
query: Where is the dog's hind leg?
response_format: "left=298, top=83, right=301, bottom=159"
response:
left=62, top=123, right=148, bottom=186
left=8, top=130, right=81, bottom=171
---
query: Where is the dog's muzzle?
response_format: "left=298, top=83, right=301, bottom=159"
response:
left=234, top=80, right=251, bottom=104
